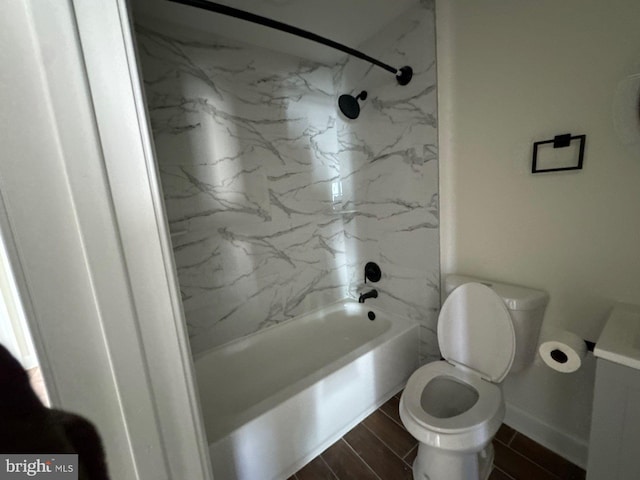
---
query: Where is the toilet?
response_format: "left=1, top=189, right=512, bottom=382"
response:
left=399, top=275, right=548, bottom=480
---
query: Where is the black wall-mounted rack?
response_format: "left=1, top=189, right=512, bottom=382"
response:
left=532, top=133, right=586, bottom=174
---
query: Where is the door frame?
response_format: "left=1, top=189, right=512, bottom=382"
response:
left=0, top=1, right=212, bottom=478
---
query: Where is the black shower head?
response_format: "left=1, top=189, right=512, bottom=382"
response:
left=338, top=91, right=368, bottom=120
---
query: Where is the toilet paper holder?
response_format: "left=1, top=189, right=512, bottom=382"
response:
left=549, top=339, right=595, bottom=365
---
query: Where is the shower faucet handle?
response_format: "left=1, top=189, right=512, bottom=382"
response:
left=364, top=262, right=381, bottom=284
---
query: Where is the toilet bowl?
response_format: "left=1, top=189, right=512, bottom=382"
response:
left=400, top=281, right=517, bottom=480
left=400, top=361, right=504, bottom=453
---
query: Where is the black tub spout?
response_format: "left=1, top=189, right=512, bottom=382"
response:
left=358, top=289, right=378, bottom=303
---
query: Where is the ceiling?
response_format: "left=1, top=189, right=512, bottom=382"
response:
left=130, top=0, right=420, bottom=64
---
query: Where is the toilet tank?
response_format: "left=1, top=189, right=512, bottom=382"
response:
left=445, top=275, right=549, bottom=373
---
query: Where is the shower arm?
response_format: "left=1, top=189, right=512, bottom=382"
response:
left=166, top=0, right=413, bottom=86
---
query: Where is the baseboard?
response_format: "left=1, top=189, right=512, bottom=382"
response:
left=504, top=401, right=589, bottom=469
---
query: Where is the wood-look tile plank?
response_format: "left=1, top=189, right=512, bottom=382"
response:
left=293, top=404, right=587, bottom=480
left=379, top=395, right=403, bottom=427
left=509, top=433, right=586, bottom=479
left=362, top=410, right=417, bottom=458
left=321, top=439, right=378, bottom=480
left=403, top=444, right=418, bottom=467
left=295, top=456, right=336, bottom=480
left=344, top=424, right=412, bottom=480
left=493, top=441, right=557, bottom=480
left=402, top=442, right=420, bottom=465
left=495, top=424, right=517, bottom=446
left=489, top=468, right=515, bottom=480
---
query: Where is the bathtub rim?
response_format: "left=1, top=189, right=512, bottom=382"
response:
left=193, top=297, right=414, bottom=361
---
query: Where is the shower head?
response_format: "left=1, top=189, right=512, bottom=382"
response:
left=338, top=91, right=368, bottom=120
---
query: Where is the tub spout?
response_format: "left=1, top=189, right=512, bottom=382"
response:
left=358, top=289, right=378, bottom=303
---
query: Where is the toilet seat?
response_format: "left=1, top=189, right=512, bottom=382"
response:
left=402, top=361, right=502, bottom=434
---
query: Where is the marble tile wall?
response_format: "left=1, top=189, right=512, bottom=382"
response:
left=337, top=2, right=440, bottom=362
left=136, top=1, right=439, bottom=360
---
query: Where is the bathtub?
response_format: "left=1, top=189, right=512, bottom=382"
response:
left=194, top=300, right=419, bottom=480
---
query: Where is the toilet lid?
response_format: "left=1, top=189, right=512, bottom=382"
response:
left=438, top=282, right=515, bottom=383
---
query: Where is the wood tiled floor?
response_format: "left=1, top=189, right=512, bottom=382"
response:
left=290, top=391, right=586, bottom=480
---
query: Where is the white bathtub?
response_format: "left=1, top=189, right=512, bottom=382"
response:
left=194, top=300, right=419, bottom=480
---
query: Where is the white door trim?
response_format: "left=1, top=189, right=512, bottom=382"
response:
left=0, top=1, right=212, bottom=478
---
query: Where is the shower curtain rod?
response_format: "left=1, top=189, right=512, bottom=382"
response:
left=166, top=0, right=413, bottom=85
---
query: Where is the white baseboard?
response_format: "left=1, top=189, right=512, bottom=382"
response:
left=504, top=401, right=589, bottom=469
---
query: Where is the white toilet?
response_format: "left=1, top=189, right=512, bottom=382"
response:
left=399, top=275, right=548, bottom=480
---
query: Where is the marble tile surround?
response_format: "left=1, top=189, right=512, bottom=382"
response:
left=136, top=2, right=439, bottom=361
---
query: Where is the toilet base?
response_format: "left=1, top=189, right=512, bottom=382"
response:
left=411, top=442, right=494, bottom=480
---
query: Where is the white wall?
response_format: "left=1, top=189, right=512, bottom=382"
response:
left=437, top=0, right=640, bottom=467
